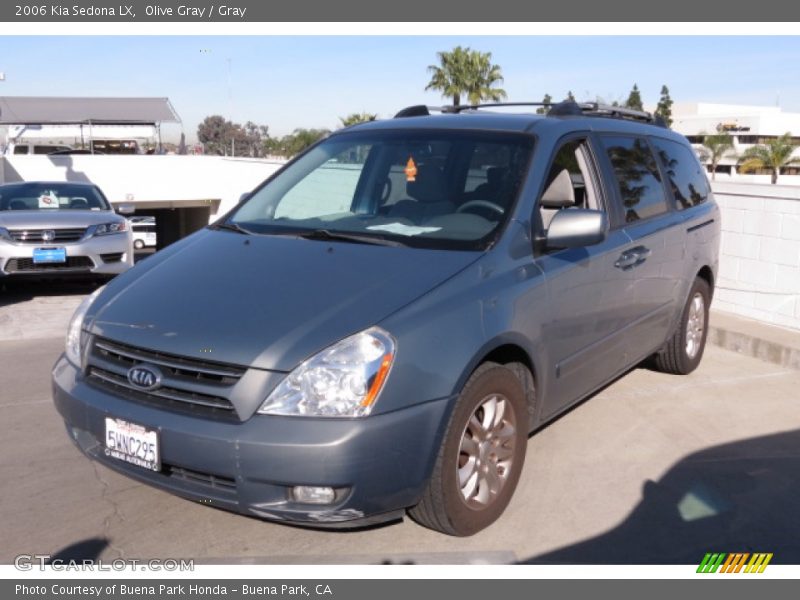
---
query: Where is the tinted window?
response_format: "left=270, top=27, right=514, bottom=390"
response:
left=651, top=138, right=710, bottom=210
left=601, top=136, right=668, bottom=223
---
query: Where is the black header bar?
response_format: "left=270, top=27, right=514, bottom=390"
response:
left=1, top=0, right=798, bottom=22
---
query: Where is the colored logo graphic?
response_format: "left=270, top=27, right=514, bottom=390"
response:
left=697, top=552, right=773, bottom=573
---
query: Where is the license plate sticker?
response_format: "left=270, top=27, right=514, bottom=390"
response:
left=104, top=417, right=160, bottom=472
left=32, top=247, right=66, bottom=264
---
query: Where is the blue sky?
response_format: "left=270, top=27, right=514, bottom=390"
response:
left=1, top=36, right=799, bottom=142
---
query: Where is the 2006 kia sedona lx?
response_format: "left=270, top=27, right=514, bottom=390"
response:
left=52, top=102, right=720, bottom=535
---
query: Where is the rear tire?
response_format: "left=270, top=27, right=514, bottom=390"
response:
left=654, top=277, right=710, bottom=375
left=133, top=239, right=145, bottom=250
left=408, top=363, right=528, bottom=536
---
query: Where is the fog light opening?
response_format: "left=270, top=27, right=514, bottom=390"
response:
left=291, top=486, right=336, bottom=505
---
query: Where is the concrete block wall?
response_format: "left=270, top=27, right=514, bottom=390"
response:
left=712, top=181, right=800, bottom=331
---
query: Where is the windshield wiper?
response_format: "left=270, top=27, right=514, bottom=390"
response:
left=291, top=229, right=406, bottom=247
left=211, top=221, right=252, bottom=235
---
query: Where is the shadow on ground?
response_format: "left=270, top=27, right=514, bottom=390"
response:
left=524, top=429, right=800, bottom=564
left=0, top=279, right=100, bottom=308
left=47, top=538, right=109, bottom=563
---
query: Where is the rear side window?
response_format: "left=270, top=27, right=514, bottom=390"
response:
left=600, top=136, right=669, bottom=223
left=651, top=138, right=710, bottom=210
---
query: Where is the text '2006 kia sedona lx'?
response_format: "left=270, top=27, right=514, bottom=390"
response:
left=52, top=101, right=720, bottom=536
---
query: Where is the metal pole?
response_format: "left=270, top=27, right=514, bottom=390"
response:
left=227, top=57, right=233, bottom=157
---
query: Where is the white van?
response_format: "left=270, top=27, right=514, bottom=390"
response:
left=130, top=220, right=157, bottom=250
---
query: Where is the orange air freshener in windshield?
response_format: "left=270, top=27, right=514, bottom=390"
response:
left=405, top=157, right=418, bottom=182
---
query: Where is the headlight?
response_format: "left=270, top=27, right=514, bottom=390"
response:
left=65, top=287, right=104, bottom=367
left=0, top=226, right=11, bottom=241
left=258, top=327, right=395, bottom=418
left=91, top=221, right=128, bottom=236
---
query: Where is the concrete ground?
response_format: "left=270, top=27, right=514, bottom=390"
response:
left=2, top=280, right=800, bottom=564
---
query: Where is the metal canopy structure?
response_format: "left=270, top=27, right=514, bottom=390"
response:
left=0, top=96, right=181, bottom=125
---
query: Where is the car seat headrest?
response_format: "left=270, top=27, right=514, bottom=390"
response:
left=540, top=169, right=576, bottom=209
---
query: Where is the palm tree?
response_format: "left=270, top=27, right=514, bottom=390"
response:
left=738, top=133, right=800, bottom=184
left=463, top=51, right=507, bottom=105
left=426, top=46, right=506, bottom=107
left=698, top=133, right=734, bottom=181
left=339, top=112, right=378, bottom=128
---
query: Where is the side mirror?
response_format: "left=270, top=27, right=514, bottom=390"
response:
left=116, top=203, right=135, bottom=215
left=546, top=209, right=608, bottom=250
left=238, top=192, right=251, bottom=204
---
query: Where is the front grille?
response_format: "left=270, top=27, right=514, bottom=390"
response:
left=100, top=252, right=123, bottom=263
left=165, top=464, right=237, bottom=492
left=5, top=256, right=94, bottom=273
left=87, top=337, right=246, bottom=419
left=8, top=228, right=87, bottom=243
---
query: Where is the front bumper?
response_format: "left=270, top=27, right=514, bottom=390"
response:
left=0, top=234, right=133, bottom=277
left=52, top=355, right=452, bottom=527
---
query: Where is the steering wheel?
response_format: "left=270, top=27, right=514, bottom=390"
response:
left=457, top=199, right=505, bottom=216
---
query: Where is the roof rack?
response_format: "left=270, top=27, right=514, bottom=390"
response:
left=393, top=100, right=668, bottom=128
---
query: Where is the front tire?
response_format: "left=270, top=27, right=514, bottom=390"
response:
left=654, top=277, right=710, bottom=375
left=133, top=239, right=145, bottom=250
left=408, top=363, right=528, bottom=536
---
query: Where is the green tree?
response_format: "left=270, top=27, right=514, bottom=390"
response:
left=738, top=133, right=800, bottom=184
left=536, top=93, right=552, bottom=114
left=697, top=132, right=734, bottom=181
left=426, top=46, right=506, bottom=106
left=197, top=115, right=232, bottom=156
left=655, top=85, right=674, bottom=127
left=198, top=115, right=269, bottom=157
left=625, top=84, right=643, bottom=111
left=266, top=128, right=331, bottom=158
left=339, top=112, right=378, bottom=128
left=243, top=121, right=269, bottom=157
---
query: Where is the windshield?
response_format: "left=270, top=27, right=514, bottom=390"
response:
left=0, top=183, right=111, bottom=211
left=230, top=129, right=534, bottom=250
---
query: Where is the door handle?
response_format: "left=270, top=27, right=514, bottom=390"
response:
left=615, top=251, right=639, bottom=270
left=615, top=246, right=651, bottom=270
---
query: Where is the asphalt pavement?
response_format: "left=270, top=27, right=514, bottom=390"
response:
left=2, top=280, right=800, bottom=564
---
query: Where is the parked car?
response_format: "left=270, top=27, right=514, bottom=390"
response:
left=130, top=220, right=157, bottom=250
left=52, top=102, right=720, bottom=535
left=0, top=181, right=134, bottom=280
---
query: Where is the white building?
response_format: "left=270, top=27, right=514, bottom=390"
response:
left=671, top=103, right=800, bottom=183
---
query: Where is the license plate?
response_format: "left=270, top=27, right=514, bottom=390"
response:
left=104, top=417, right=160, bottom=472
left=32, top=247, right=66, bottom=264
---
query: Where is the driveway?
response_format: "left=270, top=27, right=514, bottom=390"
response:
left=2, top=282, right=799, bottom=564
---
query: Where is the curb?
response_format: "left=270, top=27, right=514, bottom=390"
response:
left=708, top=310, right=800, bottom=371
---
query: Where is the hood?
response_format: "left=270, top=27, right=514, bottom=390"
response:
left=0, top=209, right=123, bottom=229
left=89, top=229, right=480, bottom=372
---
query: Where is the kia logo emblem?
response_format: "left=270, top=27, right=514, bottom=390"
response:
left=127, top=364, right=162, bottom=391
left=41, top=230, right=55, bottom=242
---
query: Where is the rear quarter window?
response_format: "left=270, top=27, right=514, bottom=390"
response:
left=651, top=137, right=711, bottom=210
left=600, top=136, right=669, bottom=223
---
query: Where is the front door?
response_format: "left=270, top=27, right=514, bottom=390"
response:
left=534, top=135, right=639, bottom=419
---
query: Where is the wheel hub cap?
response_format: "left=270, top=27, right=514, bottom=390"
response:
left=685, top=292, right=705, bottom=359
left=457, top=394, right=516, bottom=509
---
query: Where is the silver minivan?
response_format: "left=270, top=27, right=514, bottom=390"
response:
left=53, top=102, right=720, bottom=536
